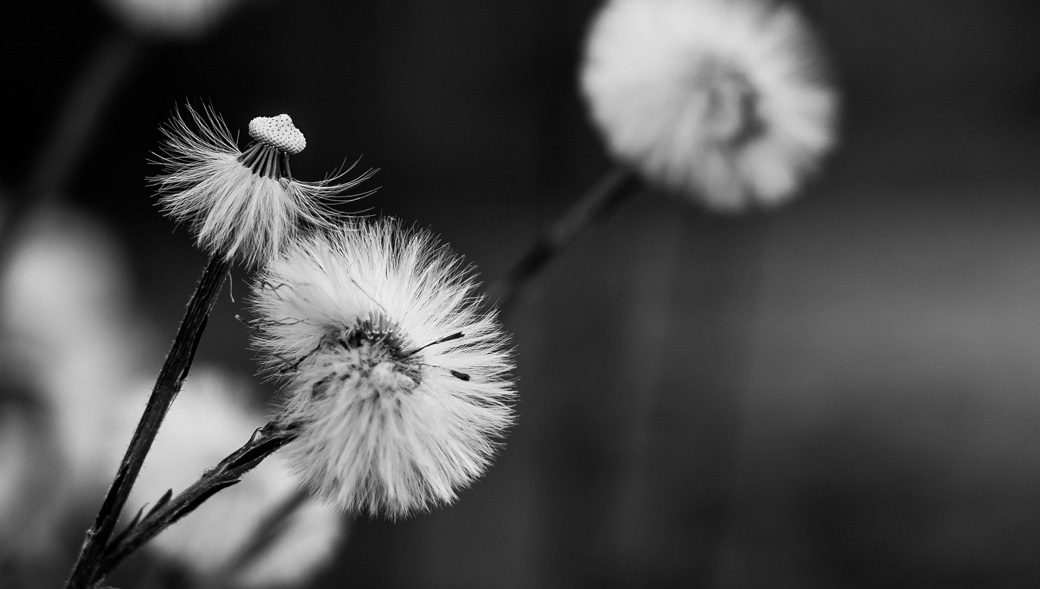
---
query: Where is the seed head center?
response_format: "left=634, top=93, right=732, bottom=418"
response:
left=319, top=316, right=422, bottom=396
left=692, top=58, right=765, bottom=146
left=248, top=114, right=307, bottom=155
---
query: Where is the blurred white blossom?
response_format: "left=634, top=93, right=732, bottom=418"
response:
left=581, top=0, right=837, bottom=211
left=97, top=0, right=245, bottom=39
left=0, top=206, right=147, bottom=583
left=0, top=207, right=148, bottom=498
left=249, top=220, right=516, bottom=518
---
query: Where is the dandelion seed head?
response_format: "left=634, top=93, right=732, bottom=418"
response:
left=249, top=220, right=516, bottom=518
left=152, top=104, right=372, bottom=266
left=248, top=115, right=306, bottom=155
left=581, top=0, right=838, bottom=212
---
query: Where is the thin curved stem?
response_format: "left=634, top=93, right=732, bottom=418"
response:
left=487, top=166, right=642, bottom=313
left=64, top=256, right=231, bottom=589
left=97, top=424, right=298, bottom=580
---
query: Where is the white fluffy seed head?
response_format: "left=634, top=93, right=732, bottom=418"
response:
left=115, top=368, right=343, bottom=587
left=581, top=0, right=838, bottom=212
left=248, top=219, right=516, bottom=518
left=248, top=115, right=307, bottom=155
left=151, top=104, right=373, bottom=266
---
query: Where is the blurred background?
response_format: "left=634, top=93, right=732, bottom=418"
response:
left=3, top=0, right=1040, bottom=587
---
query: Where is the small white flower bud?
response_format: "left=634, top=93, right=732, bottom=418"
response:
left=248, top=115, right=307, bottom=155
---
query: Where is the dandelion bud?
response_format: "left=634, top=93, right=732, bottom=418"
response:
left=581, top=0, right=838, bottom=211
left=151, top=104, right=372, bottom=266
left=248, top=220, right=516, bottom=518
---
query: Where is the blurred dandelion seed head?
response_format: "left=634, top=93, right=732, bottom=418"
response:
left=687, top=56, right=762, bottom=145
left=249, top=220, right=516, bottom=518
left=97, top=0, right=243, bottom=38
left=581, top=0, right=838, bottom=211
left=151, top=104, right=372, bottom=266
left=1, top=207, right=146, bottom=498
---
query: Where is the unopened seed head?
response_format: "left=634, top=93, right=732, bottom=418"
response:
left=249, top=114, right=307, bottom=155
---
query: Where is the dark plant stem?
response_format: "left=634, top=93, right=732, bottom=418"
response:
left=64, top=255, right=231, bottom=589
left=97, top=424, right=298, bottom=580
left=487, top=166, right=642, bottom=312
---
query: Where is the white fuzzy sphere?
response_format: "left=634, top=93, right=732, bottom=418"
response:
left=249, top=220, right=516, bottom=518
left=581, top=0, right=838, bottom=211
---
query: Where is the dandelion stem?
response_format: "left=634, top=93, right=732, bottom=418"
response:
left=64, top=255, right=231, bottom=589
left=97, top=424, right=298, bottom=579
left=487, top=166, right=642, bottom=312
